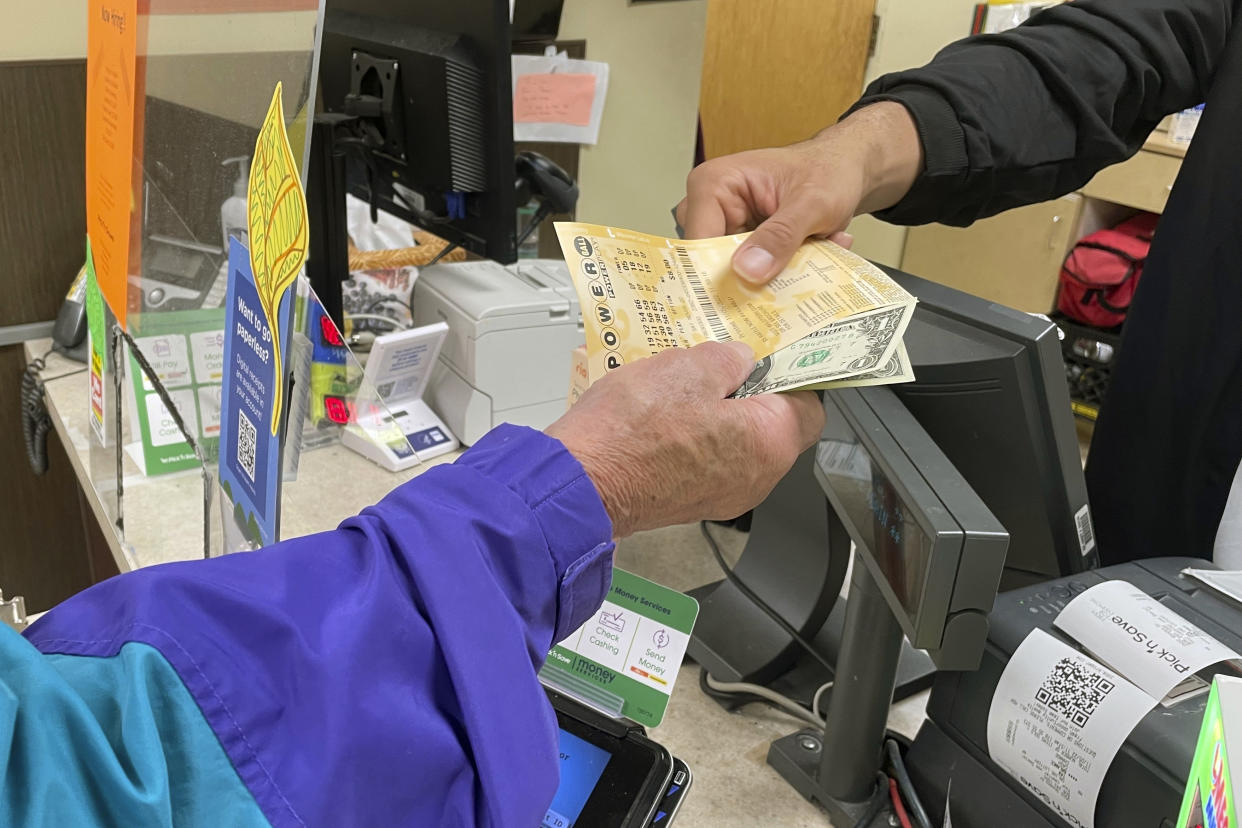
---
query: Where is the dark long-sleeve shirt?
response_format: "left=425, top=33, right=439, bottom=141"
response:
left=855, top=0, right=1242, bottom=564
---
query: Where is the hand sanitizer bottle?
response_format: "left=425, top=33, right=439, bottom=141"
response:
left=220, top=156, right=250, bottom=251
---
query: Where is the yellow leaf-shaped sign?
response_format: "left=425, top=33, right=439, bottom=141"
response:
left=247, top=82, right=308, bottom=436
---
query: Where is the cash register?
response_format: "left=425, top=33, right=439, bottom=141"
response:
left=698, top=271, right=1229, bottom=826
left=905, top=558, right=1239, bottom=828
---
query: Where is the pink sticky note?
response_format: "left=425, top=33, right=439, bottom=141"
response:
left=513, top=72, right=597, bottom=127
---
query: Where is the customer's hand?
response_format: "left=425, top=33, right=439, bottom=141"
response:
left=546, top=341, right=825, bottom=538
left=675, top=101, right=923, bottom=285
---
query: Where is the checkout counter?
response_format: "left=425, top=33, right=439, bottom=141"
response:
left=22, top=336, right=930, bottom=828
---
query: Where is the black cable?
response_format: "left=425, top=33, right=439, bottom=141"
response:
left=121, top=328, right=213, bottom=559
left=515, top=202, right=554, bottom=249
left=21, top=355, right=51, bottom=474
left=425, top=241, right=461, bottom=268
left=700, top=520, right=836, bottom=674
left=407, top=240, right=462, bottom=321
left=858, top=772, right=894, bottom=828
left=885, top=738, right=933, bottom=828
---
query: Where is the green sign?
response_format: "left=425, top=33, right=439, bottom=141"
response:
left=1178, top=676, right=1240, bottom=828
left=542, top=568, right=698, bottom=727
left=125, top=308, right=225, bottom=476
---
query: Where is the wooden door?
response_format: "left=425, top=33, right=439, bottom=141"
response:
left=699, top=0, right=877, bottom=159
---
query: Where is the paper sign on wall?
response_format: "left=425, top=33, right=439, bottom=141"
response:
left=515, top=73, right=597, bottom=126
left=512, top=53, right=609, bottom=145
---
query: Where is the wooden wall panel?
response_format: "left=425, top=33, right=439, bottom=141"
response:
left=0, top=346, right=94, bottom=611
left=699, top=0, right=876, bottom=158
left=0, top=60, right=87, bottom=326
left=0, top=60, right=101, bottom=610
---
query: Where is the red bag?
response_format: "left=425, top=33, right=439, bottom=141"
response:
left=1057, top=212, right=1159, bottom=328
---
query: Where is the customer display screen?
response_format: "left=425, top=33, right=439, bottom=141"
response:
left=817, top=432, right=933, bottom=620
left=543, top=728, right=614, bottom=828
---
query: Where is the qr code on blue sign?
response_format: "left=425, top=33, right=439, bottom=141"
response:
left=1035, top=657, right=1116, bottom=727
left=237, top=409, right=257, bottom=482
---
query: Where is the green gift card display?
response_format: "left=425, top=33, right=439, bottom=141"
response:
left=125, top=308, right=225, bottom=476
left=541, top=568, right=699, bottom=728
left=1178, top=675, right=1240, bottom=828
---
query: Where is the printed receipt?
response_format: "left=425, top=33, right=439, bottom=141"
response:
left=554, top=222, right=915, bottom=384
left=1054, top=580, right=1241, bottom=702
left=987, top=629, right=1157, bottom=828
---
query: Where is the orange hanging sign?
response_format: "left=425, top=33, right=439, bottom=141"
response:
left=86, top=0, right=138, bottom=328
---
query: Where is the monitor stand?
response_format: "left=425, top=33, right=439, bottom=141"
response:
left=687, top=447, right=934, bottom=703
left=767, top=559, right=908, bottom=825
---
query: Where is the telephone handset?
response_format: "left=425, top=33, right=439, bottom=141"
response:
left=52, top=266, right=89, bottom=363
left=23, top=268, right=88, bottom=474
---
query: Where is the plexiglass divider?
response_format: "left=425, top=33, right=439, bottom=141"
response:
left=85, top=0, right=425, bottom=567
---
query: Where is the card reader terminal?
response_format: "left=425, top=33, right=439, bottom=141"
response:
left=547, top=689, right=689, bottom=827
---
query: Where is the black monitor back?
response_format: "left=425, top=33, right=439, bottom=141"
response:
left=886, top=268, right=1097, bottom=589
left=320, top=0, right=517, bottom=262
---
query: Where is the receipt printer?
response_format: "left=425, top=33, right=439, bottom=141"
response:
left=411, top=259, right=583, bottom=445
left=905, top=558, right=1238, bottom=828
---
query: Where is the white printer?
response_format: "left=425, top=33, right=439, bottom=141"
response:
left=411, top=258, right=583, bottom=445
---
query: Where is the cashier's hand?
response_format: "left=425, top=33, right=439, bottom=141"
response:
left=545, top=341, right=824, bottom=538
left=675, top=102, right=923, bottom=285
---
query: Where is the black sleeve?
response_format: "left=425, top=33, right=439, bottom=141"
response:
left=854, top=0, right=1236, bottom=226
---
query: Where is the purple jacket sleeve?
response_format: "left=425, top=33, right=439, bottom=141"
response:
left=24, top=424, right=615, bottom=827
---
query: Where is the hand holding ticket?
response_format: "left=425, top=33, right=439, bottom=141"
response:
left=554, top=222, right=917, bottom=395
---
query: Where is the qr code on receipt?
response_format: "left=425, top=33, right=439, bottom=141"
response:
left=1035, top=657, right=1116, bottom=727
left=237, top=409, right=257, bottom=482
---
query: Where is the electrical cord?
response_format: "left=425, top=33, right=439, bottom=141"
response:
left=697, top=668, right=768, bottom=708
left=19, top=351, right=84, bottom=475
left=407, top=240, right=462, bottom=322
left=885, top=738, right=933, bottom=828
left=425, top=240, right=461, bottom=267
left=515, top=202, right=554, bottom=249
left=857, top=772, right=894, bottom=828
left=21, top=353, right=52, bottom=474
left=700, top=520, right=837, bottom=674
left=812, top=680, right=834, bottom=721
left=702, top=674, right=823, bottom=728
left=889, top=777, right=914, bottom=828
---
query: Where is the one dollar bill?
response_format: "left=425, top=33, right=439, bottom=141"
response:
left=731, top=305, right=915, bottom=397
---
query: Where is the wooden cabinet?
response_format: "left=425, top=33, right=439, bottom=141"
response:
left=1081, top=147, right=1181, bottom=214
left=899, top=134, right=1184, bottom=314
left=902, top=195, right=1084, bottom=314
left=698, top=0, right=876, bottom=158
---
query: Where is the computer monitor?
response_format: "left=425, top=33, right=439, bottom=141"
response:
left=767, top=386, right=1009, bottom=822
left=318, top=0, right=517, bottom=263
left=889, top=268, right=1096, bottom=589
left=306, top=0, right=517, bottom=327
left=688, top=267, right=1096, bottom=688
